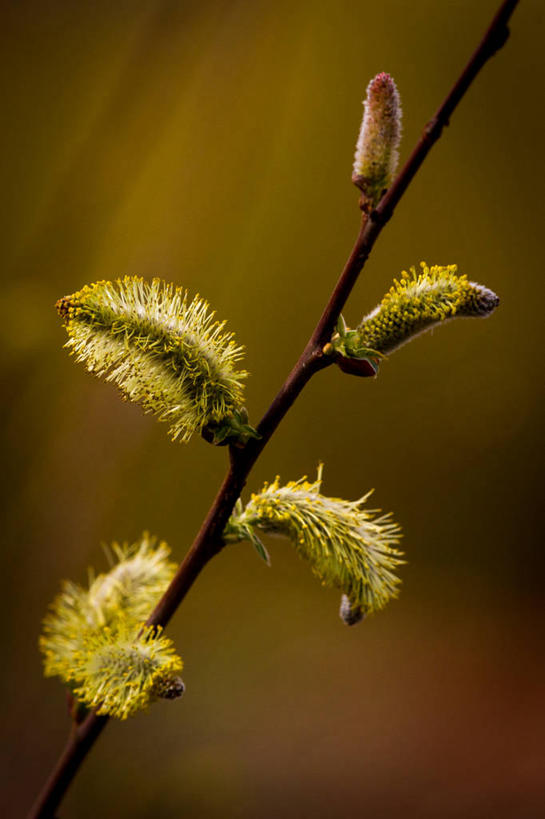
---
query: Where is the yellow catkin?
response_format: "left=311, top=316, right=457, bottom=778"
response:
left=56, top=276, right=249, bottom=442
left=225, top=466, right=404, bottom=617
left=40, top=534, right=184, bottom=718
left=71, top=623, right=184, bottom=720
left=334, top=263, right=499, bottom=360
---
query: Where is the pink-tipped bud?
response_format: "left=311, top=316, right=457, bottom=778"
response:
left=352, top=73, right=402, bottom=208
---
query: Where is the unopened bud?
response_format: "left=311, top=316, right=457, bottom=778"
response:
left=340, top=594, right=365, bottom=626
left=352, top=72, right=402, bottom=208
left=153, top=674, right=185, bottom=700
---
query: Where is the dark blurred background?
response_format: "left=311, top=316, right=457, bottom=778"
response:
left=2, top=1, right=544, bottom=816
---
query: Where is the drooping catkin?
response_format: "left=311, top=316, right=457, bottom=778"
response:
left=225, top=466, right=404, bottom=618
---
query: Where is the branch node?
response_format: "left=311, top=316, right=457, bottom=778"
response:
left=370, top=207, right=392, bottom=227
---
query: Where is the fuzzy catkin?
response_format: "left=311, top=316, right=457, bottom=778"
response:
left=337, top=263, right=499, bottom=358
left=40, top=534, right=176, bottom=679
left=57, top=276, right=247, bottom=442
left=71, top=623, right=184, bottom=720
left=353, top=72, right=402, bottom=206
left=88, top=535, right=176, bottom=624
left=225, top=467, right=404, bottom=617
left=40, top=534, right=184, bottom=718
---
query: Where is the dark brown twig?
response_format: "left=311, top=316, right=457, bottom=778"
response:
left=28, top=1, right=519, bottom=815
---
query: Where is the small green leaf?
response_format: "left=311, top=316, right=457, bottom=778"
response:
left=222, top=512, right=270, bottom=563
left=204, top=409, right=261, bottom=447
left=248, top=531, right=270, bottom=565
left=336, top=315, right=348, bottom=336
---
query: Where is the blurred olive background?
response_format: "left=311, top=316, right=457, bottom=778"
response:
left=2, top=0, right=544, bottom=816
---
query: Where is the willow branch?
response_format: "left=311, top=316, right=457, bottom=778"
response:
left=28, top=1, right=519, bottom=816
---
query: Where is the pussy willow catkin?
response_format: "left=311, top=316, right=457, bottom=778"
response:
left=56, top=276, right=248, bottom=442
left=70, top=623, right=184, bottom=720
left=352, top=72, right=402, bottom=206
left=225, top=466, right=403, bottom=618
left=334, top=262, right=499, bottom=359
left=40, top=534, right=184, bottom=718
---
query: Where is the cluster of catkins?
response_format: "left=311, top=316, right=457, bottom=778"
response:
left=43, top=72, right=498, bottom=720
left=41, top=536, right=183, bottom=719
